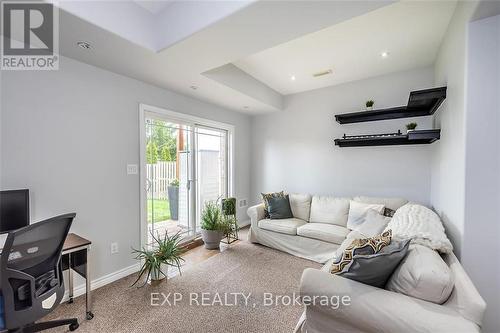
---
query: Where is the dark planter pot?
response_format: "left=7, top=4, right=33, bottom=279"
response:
left=201, top=229, right=223, bottom=249
left=167, top=186, right=179, bottom=221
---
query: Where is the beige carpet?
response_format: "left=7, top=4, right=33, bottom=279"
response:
left=46, top=239, right=321, bottom=332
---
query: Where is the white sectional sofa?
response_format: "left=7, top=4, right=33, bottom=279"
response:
left=247, top=194, right=486, bottom=332
left=296, top=248, right=486, bottom=333
left=247, top=194, right=408, bottom=263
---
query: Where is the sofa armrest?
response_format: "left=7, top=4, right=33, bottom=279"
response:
left=247, top=203, right=265, bottom=228
left=299, top=268, right=480, bottom=333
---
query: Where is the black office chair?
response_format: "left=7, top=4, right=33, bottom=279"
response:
left=1, top=213, right=79, bottom=332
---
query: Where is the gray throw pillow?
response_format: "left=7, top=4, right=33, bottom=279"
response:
left=267, top=195, right=293, bottom=219
left=336, top=239, right=411, bottom=288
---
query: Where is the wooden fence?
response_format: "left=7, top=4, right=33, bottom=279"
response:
left=146, top=161, right=177, bottom=200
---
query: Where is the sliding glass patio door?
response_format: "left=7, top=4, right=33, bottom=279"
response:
left=141, top=108, right=231, bottom=246
left=145, top=118, right=194, bottom=244
left=194, top=125, right=228, bottom=234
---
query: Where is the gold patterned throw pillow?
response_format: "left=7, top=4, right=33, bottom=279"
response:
left=330, top=230, right=392, bottom=274
left=261, top=191, right=285, bottom=218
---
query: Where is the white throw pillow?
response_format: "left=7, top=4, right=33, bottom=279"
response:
left=387, top=244, right=454, bottom=304
left=357, top=209, right=391, bottom=238
left=346, top=201, right=385, bottom=231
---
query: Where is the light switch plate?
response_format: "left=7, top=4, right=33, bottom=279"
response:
left=127, top=164, right=138, bottom=175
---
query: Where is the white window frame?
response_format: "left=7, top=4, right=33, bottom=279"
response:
left=139, top=103, right=235, bottom=248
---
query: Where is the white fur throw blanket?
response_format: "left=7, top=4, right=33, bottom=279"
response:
left=385, top=203, right=453, bottom=253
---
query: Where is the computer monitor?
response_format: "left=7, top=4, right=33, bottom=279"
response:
left=0, top=189, right=30, bottom=233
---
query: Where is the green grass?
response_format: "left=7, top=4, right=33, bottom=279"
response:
left=147, top=199, right=171, bottom=223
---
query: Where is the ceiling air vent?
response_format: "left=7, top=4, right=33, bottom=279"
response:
left=312, top=69, right=333, bottom=78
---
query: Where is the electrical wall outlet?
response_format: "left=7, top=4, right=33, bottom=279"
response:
left=127, top=164, right=138, bottom=175
left=238, top=199, right=248, bottom=208
left=111, top=242, right=119, bottom=254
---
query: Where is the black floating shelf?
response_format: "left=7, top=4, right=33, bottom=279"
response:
left=334, top=129, right=440, bottom=147
left=335, top=87, right=447, bottom=124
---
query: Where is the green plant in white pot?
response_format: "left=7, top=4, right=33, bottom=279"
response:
left=366, top=100, right=375, bottom=111
left=131, top=231, right=185, bottom=287
left=406, top=122, right=418, bottom=133
left=200, top=201, right=225, bottom=249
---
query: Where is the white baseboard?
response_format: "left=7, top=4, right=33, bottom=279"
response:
left=62, top=263, right=140, bottom=302
left=61, top=222, right=250, bottom=304
left=238, top=219, right=250, bottom=228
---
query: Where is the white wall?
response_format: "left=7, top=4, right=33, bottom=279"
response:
left=431, top=1, right=478, bottom=258
left=463, top=14, right=500, bottom=333
left=0, top=56, right=252, bottom=284
left=250, top=67, right=435, bottom=204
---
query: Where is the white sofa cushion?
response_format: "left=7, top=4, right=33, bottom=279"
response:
left=297, top=223, right=349, bottom=245
left=309, top=196, right=350, bottom=226
left=353, top=196, right=408, bottom=211
left=289, top=193, right=312, bottom=221
left=387, top=244, right=454, bottom=304
left=346, top=201, right=385, bottom=231
left=258, top=218, right=306, bottom=235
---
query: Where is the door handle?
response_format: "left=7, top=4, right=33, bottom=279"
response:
left=187, top=179, right=196, bottom=190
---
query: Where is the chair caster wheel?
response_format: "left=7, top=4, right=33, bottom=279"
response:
left=86, top=311, right=94, bottom=320
left=69, top=323, right=79, bottom=331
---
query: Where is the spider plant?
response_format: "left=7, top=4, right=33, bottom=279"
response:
left=131, top=231, right=185, bottom=287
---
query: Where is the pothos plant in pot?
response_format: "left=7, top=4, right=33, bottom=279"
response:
left=131, top=231, right=185, bottom=287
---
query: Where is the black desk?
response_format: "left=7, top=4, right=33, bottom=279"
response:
left=61, top=233, right=93, bottom=320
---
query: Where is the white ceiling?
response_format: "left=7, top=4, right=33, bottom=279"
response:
left=234, top=1, right=457, bottom=95
left=133, top=0, right=174, bottom=14
left=55, top=0, right=393, bottom=114
left=47, top=1, right=458, bottom=114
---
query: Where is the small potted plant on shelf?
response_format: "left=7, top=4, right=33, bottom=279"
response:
left=406, top=122, right=418, bottom=133
left=167, top=179, right=180, bottom=221
left=200, top=200, right=226, bottom=249
left=131, top=231, right=185, bottom=287
left=365, top=100, right=375, bottom=110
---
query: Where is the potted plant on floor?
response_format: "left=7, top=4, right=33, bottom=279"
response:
left=200, top=200, right=225, bottom=249
left=168, top=179, right=179, bottom=221
left=131, top=231, right=185, bottom=287
left=366, top=100, right=375, bottom=110
left=406, top=122, right=418, bottom=133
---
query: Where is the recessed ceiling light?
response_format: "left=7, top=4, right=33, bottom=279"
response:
left=76, top=41, right=91, bottom=50
left=290, top=75, right=296, bottom=81
left=381, top=51, right=389, bottom=58
left=190, top=85, right=198, bottom=90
